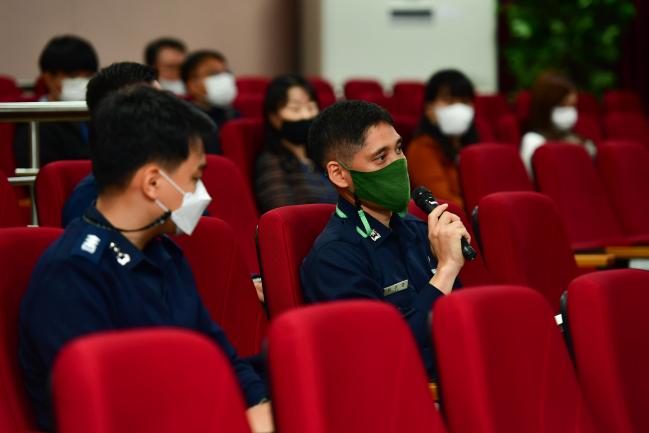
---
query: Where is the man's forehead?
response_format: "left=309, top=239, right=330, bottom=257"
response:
left=362, top=123, right=400, bottom=149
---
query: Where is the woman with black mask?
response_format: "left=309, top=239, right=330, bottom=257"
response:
left=406, top=69, right=480, bottom=209
left=254, top=74, right=337, bottom=213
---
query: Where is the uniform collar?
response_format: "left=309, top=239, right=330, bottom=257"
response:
left=335, top=197, right=417, bottom=246
left=82, top=206, right=182, bottom=270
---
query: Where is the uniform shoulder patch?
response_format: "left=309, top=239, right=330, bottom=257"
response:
left=71, top=231, right=108, bottom=264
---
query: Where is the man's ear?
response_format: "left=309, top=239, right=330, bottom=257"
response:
left=327, top=161, right=351, bottom=189
left=139, top=164, right=163, bottom=200
left=186, top=78, right=204, bottom=99
left=42, top=72, right=60, bottom=100
left=424, top=102, right=437, bottom=124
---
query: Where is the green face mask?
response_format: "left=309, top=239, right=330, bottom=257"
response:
left=340, top=158, right=411, bottom=214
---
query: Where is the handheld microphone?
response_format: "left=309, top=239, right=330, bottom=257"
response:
left=412, top=186, right=477, bottom=261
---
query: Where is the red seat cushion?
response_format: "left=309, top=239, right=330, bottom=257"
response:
left=35, top=160, right=92, bottom=228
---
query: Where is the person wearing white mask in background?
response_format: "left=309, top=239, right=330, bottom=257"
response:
left=12, top=35, right=98, bottom=168
left=406, top=69, right=480, bottom=209
left=181, top=50, right=238, bottom=154
left=520, top=70, right=596, bottom=177
left=144, top=37, right=187, bottom=95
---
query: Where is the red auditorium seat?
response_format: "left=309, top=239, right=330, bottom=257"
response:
left=596, top=140, right=649, bottom=239
left=433, top=285, right=596, bottom=433
left=494, top=113, right=521, bottom=146
left=343, top=78, right=384, bottom=100
left=53, top=329, right=252, bottom=433
left=232, top=94, right=264, bottom=119
left=35, top=160, right=91, bottom=228
left=235, top=76, right=270, bottom=96
left=0, top=123, right=16, bottom=177
left=407, top=200, right=492, bottom=286
left=0, top=171, right=22, bottom=228
left=532, top=143, right=634, bottom=250
left=574, top=113, right=602, bottom=144
left=475, top=115, right=496, bottom=142
left=257, top=203, right=334, bottom=318
left=391, top=114, right=418, bottom=147
left=474, top=192, right=578, bottom=311
left=391, top=81, right=425, bottom=117
left=603, top=89, right=645, bottom=114
left=474, top=93, right=510, bottom=127
left=202, top=155, right=260, bottom=273
left=566, top=270, right=649, bottom=433
left=308, top=77, right=337, bottom=109
left=514, top=89, right=532, bottom=121
left=220, top=118, right=265, bottom=194
left=604, top=112, right=649, bottom=148
left=0, top=76, right=21, bottom=101
left=174, top=217, right=266, bottom=356
left=0, top=226, right=62, bottom=433
left=268, top=301, right=448, bottom=433
left=577, top=91, right=600, bottom=118
left=459, top=143, right=533, bottom=215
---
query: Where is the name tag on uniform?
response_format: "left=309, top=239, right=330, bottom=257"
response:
left=383, top=280, right=409, bottom=296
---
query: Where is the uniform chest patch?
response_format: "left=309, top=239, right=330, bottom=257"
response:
left=383, top=279, right=409, bottom=296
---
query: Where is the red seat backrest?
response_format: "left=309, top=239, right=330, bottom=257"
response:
left=0, top=171, right=22, bottom=228
left=268, top=300, right=448, bottom=433
left=203, top=155, right=260, bottom=273
left=0, top=123, right=16, bottom=177
left=53, top=329, right=252, bottom=433
left=235, top=76, right=270, bottom=96
left=494, top=113, right=521, bottom=146
left=603, top=89, right=645, bottom=114
left=232, top=94, right=264, bottom=119
left=343, top=79, right=384, bottom=100
left=604, top=112, right=649, bottom=148
left=433, top=285, right=596, bottom=433
left=308, top=77, right=337, bottom=109
left=35, top=160, right=92, bottom=228
left=0, top=226, right=62, bottom=432
left=577, top=91, right=600, bottom=118
left=474, top=93, right=510, bottom=126
left=174, top=217, right=267, bottom=356
left=257, top=203, right=334, bottom=318
left=0, top=76, right=21, bottom=100
left=596, top=140, right=649, bottom=239
left=407, top=199, right=493, bottom=287
left=220, top=119, right=265, bottom=194
left=514, top=89, right=532, bottom=121
left=475, top=192, right=577, bottom=311
left=391, top=81, right=425, bottom=117
left=533, top=143, right=628, bottom=250
left=475, top=115, right=495, bottom=142
left=567, top=269, right=649, bottom=433
left=459, top=143, right=533, bottom=215
left=574, top=113, right=602, bottom=144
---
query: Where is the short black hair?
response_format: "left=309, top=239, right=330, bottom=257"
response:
left=39, top=35, right=98, bottom=74
left=424, top=69, right=475, bottom=103
left=308, top=100, right=393, bottom=169
left=92, top=86, right=216, bottom=194
left=86, top=62, right=158, bottom=113
left=180, top=50, right=227, bottom=83
left=144, top=37, right=187, bottom=66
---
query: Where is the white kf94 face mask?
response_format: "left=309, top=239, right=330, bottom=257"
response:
left=60, top=77, right=90, bottom=101
left=159, top=79, right=187, bottom=96
left=551, top=106, right=578, bottom=131
left=435, top=103, right=475, bottom=136
left=204, top=72, right=238, bottom=107
left=155, top=171, right=212, bottom=235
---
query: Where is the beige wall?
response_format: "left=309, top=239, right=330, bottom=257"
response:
left=0, top=0, right=297, bottom=81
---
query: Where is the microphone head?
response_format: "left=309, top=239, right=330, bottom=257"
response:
left=412, top=186, right=435, bottom=206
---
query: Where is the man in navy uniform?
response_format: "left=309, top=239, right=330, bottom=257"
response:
left=19, top=87, right=272, bottom=432
left=301, top=100, right=469, bottom=377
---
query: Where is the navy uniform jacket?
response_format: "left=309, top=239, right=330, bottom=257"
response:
left=301, top=197, right=460, bottom=376
left=19, top=206, right=267, bottom=431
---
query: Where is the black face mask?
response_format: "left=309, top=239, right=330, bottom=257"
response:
left=280, top=119, right=313, bottom=145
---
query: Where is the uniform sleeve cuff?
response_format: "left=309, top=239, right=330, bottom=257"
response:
left=413, top=284, right=445, bottom=314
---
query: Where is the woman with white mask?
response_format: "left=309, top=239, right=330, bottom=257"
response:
left=406, top=69, right=480, bottom=209
left=520, top=71, right=596, bottom=177
left=181, top=50, right=239, bottom=154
